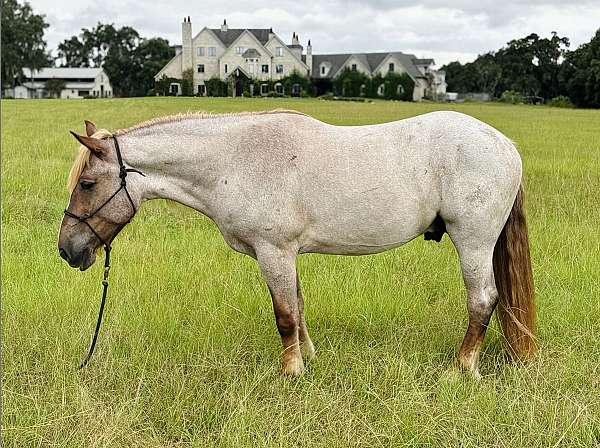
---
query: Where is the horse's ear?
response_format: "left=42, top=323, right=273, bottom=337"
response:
left=84, top=120, right=97, bottom=137
left=70, top=131, right=108, bottom=157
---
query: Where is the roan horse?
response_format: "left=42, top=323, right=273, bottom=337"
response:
left=58, top=110, right=535, bottom=377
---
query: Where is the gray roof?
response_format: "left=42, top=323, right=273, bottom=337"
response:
left=22, top=67, right=103, bottom=79
left=414, top=58, right=434, bottom=65
left=210, top=28, right=272, bottom=47
left=241, top=48, right=261, bottom=58
left=312, top=52, right=426, bottom=80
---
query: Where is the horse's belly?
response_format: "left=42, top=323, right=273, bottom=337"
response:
left=299, top=194, right=437, bottom=255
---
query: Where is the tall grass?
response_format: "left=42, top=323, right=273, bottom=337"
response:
left=2, top=98, right=600, bottom=447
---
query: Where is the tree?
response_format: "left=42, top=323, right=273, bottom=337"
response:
left=1, top=0, right=50, bottom=88
left=45, top=78, right=66, bottom=98
left=560, top=29, right=600, bottom=108
left=56, top=24, right=174, bottom=97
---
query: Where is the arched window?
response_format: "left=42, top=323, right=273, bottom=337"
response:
left=377, top=84, right=385, bottom=97
left=275, top=83, right=284, bottom=95
left=396, top=84, right=404, bottom=95
left=360, top=84, right=366, bottom=96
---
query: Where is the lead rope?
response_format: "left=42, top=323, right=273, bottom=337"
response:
left=69, top=134, right=144, bottom=369
left=79, top=245, right=111, bottom=369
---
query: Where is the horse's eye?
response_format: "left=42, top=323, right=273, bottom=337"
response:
left=79, top=180, right=95, bottom=190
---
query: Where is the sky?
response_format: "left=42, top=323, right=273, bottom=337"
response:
left=32, top=0, right=600, bottom=67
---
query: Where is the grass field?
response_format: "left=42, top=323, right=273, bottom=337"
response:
left=2, top=97, right=600, bottom=447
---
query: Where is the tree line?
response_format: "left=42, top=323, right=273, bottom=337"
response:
left=441, top=30, right=600, bottom=108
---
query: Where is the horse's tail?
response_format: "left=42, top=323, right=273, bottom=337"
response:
left=493, top=183, right=536, bottom=360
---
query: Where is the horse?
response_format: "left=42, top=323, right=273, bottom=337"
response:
left=58, top=110, right=535, bottom=377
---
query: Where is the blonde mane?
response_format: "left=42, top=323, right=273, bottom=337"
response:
left=115, top=109, right=307, bottom=135
left=67, top=129, right=113, bottom=192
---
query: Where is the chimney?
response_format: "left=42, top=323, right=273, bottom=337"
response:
left=268, top=27, right=274, bottom=39
left=221, top=19, right=228, bottom=32
left=181, top=16, right=192, bottom=73
left=306, top=39, right=313, bottom=75
left=292, top=32, right=299, bottom=45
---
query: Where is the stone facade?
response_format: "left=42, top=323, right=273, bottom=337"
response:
left=154, top=18, right=446, bottom=101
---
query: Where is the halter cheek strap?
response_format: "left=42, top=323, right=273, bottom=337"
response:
left=63, top=135, right=144, bottom=369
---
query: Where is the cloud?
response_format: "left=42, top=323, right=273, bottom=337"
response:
left=34, top=0, right=600, bottom=66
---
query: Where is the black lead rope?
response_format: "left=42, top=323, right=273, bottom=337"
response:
left=64, top=135, right=144, bottom=369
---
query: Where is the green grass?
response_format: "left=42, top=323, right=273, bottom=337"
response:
left=2, top=97, right=600, bottom=447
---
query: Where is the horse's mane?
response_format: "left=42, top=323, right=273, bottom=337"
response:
left=115, top=109, right=307, bottom=135
left=67, top=109, right=307, bottom=191
left=67, top=128, right=112, bottom=192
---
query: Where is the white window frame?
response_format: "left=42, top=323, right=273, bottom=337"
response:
left=276, top=64, right=284, bottom=74
left=275, top=83, right=283, bottom=95
left=197, top=64, right=205, bottom=73
left=197, top=47, right=205, bottom=56
left=260, top=84, right=269, bottom=95
left=276, top=47, right=284, bottom=57
left=236, top=46, right=244, bottom=54
left=261, top=64, right=269, bottom=73
left=208, top=47, right=216, bottom=57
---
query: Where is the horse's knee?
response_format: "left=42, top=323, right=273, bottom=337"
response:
left=275, top=312, right=298, bottom=337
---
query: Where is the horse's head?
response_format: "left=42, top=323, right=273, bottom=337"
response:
left=58, top=121, right=137, bottom=271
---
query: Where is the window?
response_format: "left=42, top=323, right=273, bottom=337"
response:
left=249, top=63, right=255, bottom=74
left=198, top=84, right=206, bottom=95
left=261, top=84, right=269, bottom=95
left=396, top=84, right=404, bottom=95
left=276, top=47, right=284, bottom=57
left=197, top=64, right=205, bottom=73
left=377, top=83, right=385, bottom=97
left=208, top=47, right=216, bottom=56
left=78, top=90, right=89, bottom=97
left=275, top=83, right=283, bottom=94
left=236, top=46, right=244, bottom=54
left=291, top=83, right=301, bottom=96
left=197, top=47, right=204, bottom=56
left=351, top=64, right=357, bottom=71
left=321, top=65, right=326, bottom=75
left=389, top=62, right=394, bottom=72
left=276, top=64, right=284, bottom=74
left=261, top=64, right=269, bottom=73
left=224, top=64, right=228, bottom=73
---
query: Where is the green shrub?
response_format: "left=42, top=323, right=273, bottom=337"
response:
left=500, top=90, right=524, bottom=104
left=548, top=95, right=574, bottom=108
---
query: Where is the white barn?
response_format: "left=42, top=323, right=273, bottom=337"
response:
left=14, top=68, right=113, bottom=99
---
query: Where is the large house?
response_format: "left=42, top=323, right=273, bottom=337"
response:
left=155, top=18, right=446, bottom=101
left=12, top=68, right=113, bottom=99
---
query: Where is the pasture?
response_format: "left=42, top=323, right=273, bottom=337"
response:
left=2, top=97, right=599, bottom=447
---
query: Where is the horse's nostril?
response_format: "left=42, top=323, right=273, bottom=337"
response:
left=59, top=247, right=70, bottom=262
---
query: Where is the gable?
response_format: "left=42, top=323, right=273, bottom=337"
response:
left=209, top=28, right=271, bottom=47
left=154, top=52, right=182, bottom=80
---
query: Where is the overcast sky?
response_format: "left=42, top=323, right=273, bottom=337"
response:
left=33, top=0, right=600, bottom=66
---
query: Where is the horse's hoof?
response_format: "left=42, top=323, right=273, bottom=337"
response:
left=282, top=357, right=304, bottom=376
left=301, top=339, right=316, bottom=361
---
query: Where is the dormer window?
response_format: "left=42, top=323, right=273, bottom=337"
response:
left=389, top=62, right=394, bottom=72
left=351, top=64, right=357, bottom=71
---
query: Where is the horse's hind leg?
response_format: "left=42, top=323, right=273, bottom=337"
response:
left=256, top=246, right=304, bottom=375
left=449, top=234, right=499, bottom=378
left=296, top=272, right=315, bottom=360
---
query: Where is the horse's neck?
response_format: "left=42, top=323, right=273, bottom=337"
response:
left=119, top=121, right=232, bottom=215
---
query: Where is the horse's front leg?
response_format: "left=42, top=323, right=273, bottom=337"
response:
left=256, top=245, right=304, bottom=375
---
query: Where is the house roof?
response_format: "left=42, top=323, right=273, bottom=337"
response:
left=312, top=52, right=427, bottom=80
left=414, top=58, right=434, bottom=65
left=22, top=67, right=103, bottom=79
left=241, top=48, right=261, bottom=58
left=209, top=28, right=272, bottom=47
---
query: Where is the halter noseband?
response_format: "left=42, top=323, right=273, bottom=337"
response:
left=64, top=134, right=144, bottom=369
